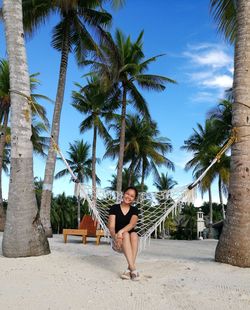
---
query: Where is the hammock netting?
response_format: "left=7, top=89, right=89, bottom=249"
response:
left=75, top=183, right=197, bottom=251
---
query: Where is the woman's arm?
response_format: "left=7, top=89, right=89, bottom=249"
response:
left=108, top=214, right=116, bottom=239
left=117, top=215, right=138, bottom=236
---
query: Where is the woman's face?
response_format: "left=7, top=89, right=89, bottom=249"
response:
left=123, top=189, right=137, bottom=205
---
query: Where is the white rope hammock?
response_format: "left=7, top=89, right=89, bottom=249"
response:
left=75, top=183, right=196, bottom=251
left=56, top=126, right=235, bottom=251
left=10, top=89, right=235, bottom=251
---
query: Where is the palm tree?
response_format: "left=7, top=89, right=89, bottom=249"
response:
left=51, top=193, right=77, bottom=234
left=0, top=60, right=51, bottom=231
left=2, top=0, right=50, bottom=257
left=154, top=172, right=177, bottom=191
left=132, top=118, right=174, bottom=191
left=211, top=0, right=250, bottom=267
left=21, top=0, right=123, bottom=237
left=55, top=139, right=100, bottom=228
left=207, top=99, right=232, bottom=219
left=210, top=0, right=237, bottom=44
left=107, top=167, right=144, bottom=191
left=85, top=29, right=176, bottom=192
left=72, top=76, right=116, bottom=198
left=55, top=140, right=100, bottom=184
left=181, top=204, right=197, bottom=240
left=105, top=114, right=174, bottom=191
left=207, top=99, right=232, bottom=145
left=182, top=120, right=218, bottom=238
left=0, top=59, right=10, bottom=231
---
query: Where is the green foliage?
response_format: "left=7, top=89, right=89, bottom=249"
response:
left=50, top=192, right=89, bottom=234
left=210, top=0, right=237, bottom=44
left=107, top=167, right=147, bottom=191
left=55, top=140, right=100, bottom=184
left=201, top=201, right=226, bottom=222
left=171, top=203, right=197, bottom=240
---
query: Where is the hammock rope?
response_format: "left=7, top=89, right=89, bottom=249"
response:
left=9, top=89, right=237, bottom=250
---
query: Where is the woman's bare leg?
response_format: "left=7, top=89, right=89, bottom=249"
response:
left=130, top=232, right=139, bottom=268
left=122, top=232, right=135, bottom=270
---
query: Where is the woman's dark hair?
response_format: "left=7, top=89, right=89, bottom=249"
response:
left=123, top=186, right=138, bottom=200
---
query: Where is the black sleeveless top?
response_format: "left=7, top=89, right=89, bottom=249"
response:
left=109, top=204, right=139, bottom=233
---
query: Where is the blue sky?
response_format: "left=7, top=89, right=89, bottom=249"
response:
left=0, top=0, right=233, bottom=204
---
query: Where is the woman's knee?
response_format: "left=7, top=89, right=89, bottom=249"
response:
left=123, top=231, right=130, bottom=239
left=130, top=232, right=138, bottom=241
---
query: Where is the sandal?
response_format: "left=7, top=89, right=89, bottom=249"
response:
left=120, top=269, right=131, bottom=280
left=130, top=270, right=140, bottom=281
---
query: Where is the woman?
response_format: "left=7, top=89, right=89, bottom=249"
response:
left=108, top=186, right=140, bottom=281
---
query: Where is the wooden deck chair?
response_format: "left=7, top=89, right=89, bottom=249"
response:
left=63, top=215, right=104, bottom=245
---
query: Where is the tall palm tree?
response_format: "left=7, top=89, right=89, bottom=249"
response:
left=55, top=140, right=100, bottom=184
left=0, top=60, right=51, bottom=231
left=0, top=59, right=10, bottom=231
left=154, top=172, right=177, bottom=191
left=105, top=114, right=174, bottom=191
left=211, top=0, right=250, bottom=267
left=2, top=0, right=50, bottom=257
left=207, top=99, right=232, bottom=219
left=85, top=29, right=176, bottom=192
left=55, top=139, right=100, bottom=228
left=182, top=120, right=218, bottom=237
left=21, top=0, right=122, bottom=237
left=72, top=76, right=117, bottom=197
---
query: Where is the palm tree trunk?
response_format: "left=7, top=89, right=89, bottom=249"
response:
left=140, top=161, right=146, bottom=192
left=116, top=87, right=127, bottom=193
left=40, top=27, right=70, bottom=237
left=2, top=0, right=50, bottom=257
left=215, top=0, right=250, bottom=267
left=77, top=196, right=81, bottom=229
left=128, top=158, right=136, bottom=186
left=0, top=110, right=8, bottom=231
left=92, top=125, right=97, bottom=205
left=208, top=186, right=213, bottom=239
left=218, top=176, right=226, bottom=219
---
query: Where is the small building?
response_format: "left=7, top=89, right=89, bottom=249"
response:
left=197, top=208, right=206, bottom=239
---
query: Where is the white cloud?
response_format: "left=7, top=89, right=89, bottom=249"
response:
left=201, top=74, right=233, bottom=88
left=184, top=50, right=231, bottom=69
left=183, top=43, right=233, bottom=102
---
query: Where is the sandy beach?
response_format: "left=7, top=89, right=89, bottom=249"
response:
left=0, top=233, right=250, bottom=310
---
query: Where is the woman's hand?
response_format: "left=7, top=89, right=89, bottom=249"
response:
left=116, top=231, right=123, bottom=240
left=113, top=232, right=123, bottom=251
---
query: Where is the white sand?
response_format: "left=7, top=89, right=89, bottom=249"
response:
left=0, top=233, right=250, bottom=310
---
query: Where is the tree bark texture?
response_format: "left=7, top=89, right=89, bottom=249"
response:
left=2, top=0, right=50, bottom=257
left=92, top=125, right=97, bottom=205
left=40, top=28, right=70, bottom=237
left=215, top=0, right=250, bottom=267
left=0, top=110, right=8, bottom=231
left=116, top=87, right=127, bottom=193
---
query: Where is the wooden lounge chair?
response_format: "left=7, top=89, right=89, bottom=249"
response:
left=63, top=215, right=104, bottom=245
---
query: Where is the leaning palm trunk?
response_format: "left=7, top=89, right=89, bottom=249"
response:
left=116, top=87, right=127, bottom=193
left=128, top=158, right=137, bottom=186
left=215, top=0, right=250, bottom=267
left=218, top=176, right=226, bottom=219
left=207, top=186, right=213, bottom=238
left=0, top=110, right=8, bottom=231
left=40, top=30, right=70, bottom=237
left=2, top=0, right=50, bottom=257
left=140, top=162, right=146, bottom=192
left=92, top=125, right=97, bottom=206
